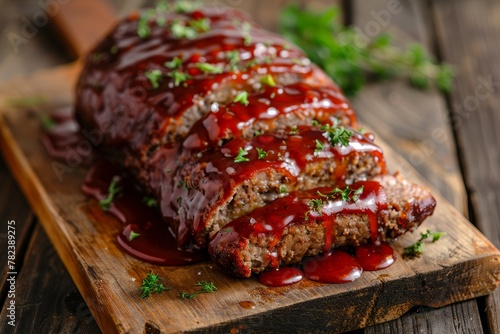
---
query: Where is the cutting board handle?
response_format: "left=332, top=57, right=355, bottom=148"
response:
left=51, top=0, right=118, bottom=58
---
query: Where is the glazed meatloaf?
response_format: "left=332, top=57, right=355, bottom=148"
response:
left=75, top=3, right=436, bottom=276
left=209, top=173, right=436, bottom=278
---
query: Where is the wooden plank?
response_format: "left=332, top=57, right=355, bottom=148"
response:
left=431, top=0, right=500, bottom=332
left=0, top=63, right=499, bottom=334
left=0, top=224, right=101, bottom=334
left=349, top=1, right=482, bottom=333
left=351, top=0, right=467, bottom=214
left=364, top=302, right=484, bottom=334
left=0, top=157, right=34, bottom=301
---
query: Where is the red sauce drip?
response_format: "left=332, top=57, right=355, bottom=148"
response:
left=75, top=7, right=322, bottom=152
left=184, top=83, right=355, bottom=151
left=258, top=267, right=303, bottom=287
left=82, top=160, right=208, bottom=265
left=302, top=251, right=362, bottom=284
left=40, top=107, right=93, bottom=164
left=355, top=242, right=396, bottom=271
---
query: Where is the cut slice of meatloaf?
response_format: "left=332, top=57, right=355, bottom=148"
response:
left=209, top=173, right=436, bottom=278
left=163, top=126, right=386, bottom=247
left=183, top=82, right=356, bottom=151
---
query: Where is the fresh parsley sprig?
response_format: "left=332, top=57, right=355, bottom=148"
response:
left=233, top=91, right=249, bottom=106
left=180, top=280, right=218, bottom=299
left=234, top=147, right=250, bottom=163
left=99, top=177, right=122, bottom=211
left=404, top=229, right=447, bottom=257
left=279, top=4, right=454, bottom=97
left=140, top=273, right=171, bottom=298
left=317, top=185, right=364, bottom=202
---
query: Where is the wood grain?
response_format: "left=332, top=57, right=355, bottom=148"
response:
left=348, top=1, right=482, bottom=332
left=0, top=61, right=499, bottom=333
left=0, top=225, right=101, bottom=334
left=431, top=0, right=500, bottom=332
left=351, top=0, right=467, bottom=214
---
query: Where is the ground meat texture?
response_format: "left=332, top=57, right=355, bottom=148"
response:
left=166, top=127, right=386, bottom=247
left=209, top=174, right=436, bottom=278
left=75, top=6, right=355, bottom=164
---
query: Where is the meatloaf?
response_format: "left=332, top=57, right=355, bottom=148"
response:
left=209, top=174, right=436, bottom=277
left=75, top=3, right=436, bottom=276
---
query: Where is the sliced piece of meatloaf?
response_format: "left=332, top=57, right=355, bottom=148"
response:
left=209, top=173, right=436, bottom=278
left=164, top=127, right=386, bottom=247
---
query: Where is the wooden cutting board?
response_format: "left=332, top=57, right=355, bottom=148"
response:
left=1, top=2, right=500, bottom=334
left=1, top=56, right=500, bottom=334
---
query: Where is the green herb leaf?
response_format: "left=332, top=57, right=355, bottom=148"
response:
left=165, top=57, right=182, bottom=69
left=278, top=4, right=454, bottom=96
left=321, top=124, right=353, bottom=147
left=279, top=185, right=288, bottom=194
left=7, top=95, right=47, bottom=108
left=99, top=177, right=122, bottom=211
left=40, top=115, right=55, bottom=130
left=128, top=230, right=141, bottom=241
left=189, top=18, right=211, bottom=32
left=171, top=20, right=198, bottom=39
left=180, top=280, right=218, bottom=299
left=226, top=50, right=240, bottom=70
left=233, top=91, right=249, bottom=106
left=137, top=9, right=154, bottom=39
left=314, top=139, right=325, bottom=155
left=404, top=229, right=446, bottom=257
left=308, top=198, right=323, bottom=213
left=256, top=147, right=268, bottom=159
left=144, top=69, right=163, bottom=89
left=168, top=71, right=191, bottom=86
left=143, top=196, right=158, bottom=207
left=140, top=273, right=171, bottom=298
left=241, top=22, right=252, bottom=46
left=196, top=62, right=224, bottom=74
left=234, top=147, right=250, bottom=163
left=174, top=0, right=202, bottom=13
left=260, top=74, right=276, bottom=87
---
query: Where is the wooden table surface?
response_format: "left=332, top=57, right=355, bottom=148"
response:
left=0, top=0, right=499, bottom=333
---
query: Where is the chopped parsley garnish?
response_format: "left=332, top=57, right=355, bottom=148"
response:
left=177, top=196, right=182, bottom=205
left=165, top=57, right=182, bottom=69
left=189, top=18, right=211, bottom=32
left=140, top=273, right=171, bottom=298
left=196, top=63, right=223, bottom=74
left=234, top=147, right=250, bottom=163
left=226, top=50, right=240, bottom=70
left=180, top=280, right=217, bottom=299
left=308, top=198, right=323, bottom=213
left=314, top=139, right=325, bottom=155
left=256, top=147, right=268, bottom=159
left=128, top=230, right=141, bottom=241
left=137, top=9, right=155, bottom=39
left=144, top=69, right=163, bottom=89
left=241, top=22, right=252, bottom=46
left=143, top=196, right=158, bottom=207
left=174, top=0, right=202, bottom=13
left=168, top=71, right=191, bottom=86
left=260, top=74, right=276, bottom=87
left=171, top=20, right=197, bottom=39
left=404, top=230, right=447, bottom=257
left=279, top=185, right=288, bottom=194
left=318, top=185, right=364, bottom=202
left=320, top=123, right=353, bottom=147
left=40, top=115, right=55, bottom=130
left=289, top=125, right=300, bottom=135
left=99, top=177, right=122, bottom=211
left=233, top=91, right=249, bottom=106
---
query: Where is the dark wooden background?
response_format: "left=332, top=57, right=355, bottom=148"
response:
left=0, top=0, right=499, bottom=333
